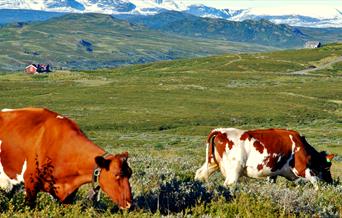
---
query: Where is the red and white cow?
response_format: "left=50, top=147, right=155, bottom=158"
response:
left=0, top=107, right=132, bottom=208
left=195, top=128, right=334, bottom=188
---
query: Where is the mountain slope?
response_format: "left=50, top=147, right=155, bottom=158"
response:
left=1, top=9, right=342, bottom=56
left=118, top=11, right=308, bottom=48
left=0, top=13, right=276, bottom=71
left=0, top=9, right=66, bottom=24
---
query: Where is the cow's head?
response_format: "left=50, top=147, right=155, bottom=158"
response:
left=311, top=152, right=335, bottom=183
left=95, top=152, right=132, bottom=209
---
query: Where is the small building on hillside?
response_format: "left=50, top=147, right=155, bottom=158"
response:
left=304, top=41, right=321, bottom=48
left=25, top=64, right=51, bottom=74
left=25, top=64, right=38, bottom=74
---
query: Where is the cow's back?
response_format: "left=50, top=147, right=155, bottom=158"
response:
left=0, top=108, right=86, bottom=180
left=1, top=108, right=57, bottom=152
left=242, top=128, right=302, bottom=155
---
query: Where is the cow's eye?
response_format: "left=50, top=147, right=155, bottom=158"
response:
left=115, top=174, right=120, bottom=180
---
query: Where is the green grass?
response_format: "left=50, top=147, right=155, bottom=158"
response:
left=0, top=43, right=341, bottom=217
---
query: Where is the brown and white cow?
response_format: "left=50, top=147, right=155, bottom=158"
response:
left=0, top=107, right=132, bottom=208
left=195, top=128, right=334, bottom=188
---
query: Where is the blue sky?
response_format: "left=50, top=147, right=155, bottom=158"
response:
left=181, top=0, right=342, bottom=9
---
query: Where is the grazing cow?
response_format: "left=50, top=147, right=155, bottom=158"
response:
left=195, top=128, right=334, bottom=188
left=0, top=108, right=132, bottom=209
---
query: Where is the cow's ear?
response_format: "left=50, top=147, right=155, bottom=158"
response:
left=95, top=156, right=111, bottom=170
left=326, top=154, right=335, bottom=163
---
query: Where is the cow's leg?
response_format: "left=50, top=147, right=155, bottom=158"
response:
left=291, top=157, right=319, bottom=189
left=223, top=161, right=242, bottom=187
left=195, top=162, right=219, bottom=182
left=305, top=169, right=319, bottom=190
left=195, top=142, right=219, bottom=181
left=23, top=174, right=39, bottom=207
left=61, top=188, right=78, bottom=204
left=267, top=176, right=277, bottom=183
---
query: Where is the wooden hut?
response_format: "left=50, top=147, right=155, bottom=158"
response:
left=25, top=64, right=38, bottom=74
left=25, top=64, right=51, bottom=74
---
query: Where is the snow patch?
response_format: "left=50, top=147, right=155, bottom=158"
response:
left=0, top=0, right=341, bottom=27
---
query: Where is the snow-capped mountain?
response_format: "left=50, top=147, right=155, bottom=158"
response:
left=0, top=0, right=342, bottom=27
left=129, top=0, right=187, bottom=15
left=228, top=7, right=342, bottom=28
left=0, top=0, right=136, bottom=13
left=185, top=4, right=234, bottom=20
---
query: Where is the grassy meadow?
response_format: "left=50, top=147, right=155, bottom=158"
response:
left=0, top=43, right=341, bottom=217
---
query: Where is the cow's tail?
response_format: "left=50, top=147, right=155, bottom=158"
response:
left=207, top=130, right=220, bottom=166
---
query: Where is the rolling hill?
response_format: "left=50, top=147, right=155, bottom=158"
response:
left=0, top=13, right=276, bottom=71
left=0, top=9, right=66, bottom=24
left=118, top=11, right=307, bottom=48
left=1, top=11, right=342, bottom=71
left=117, top=11, right=342, bottom=48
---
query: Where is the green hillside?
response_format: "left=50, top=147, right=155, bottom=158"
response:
left=120, top=11, right=308, bottom=48
left=0, top=13, right=275, bottom=71
left=0, top=43, right=341, bottom=217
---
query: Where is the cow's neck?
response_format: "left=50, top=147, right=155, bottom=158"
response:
left=60, top=140, right=106, bottom=192
left=76, top=141, right=106, bottom=184
left=56, top=139, right=106, bottom=200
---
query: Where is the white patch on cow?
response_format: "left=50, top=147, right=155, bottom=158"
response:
left=205, top=142, right=209, bottom=177
left=244, top=137, right=272, bottom=178
left=305, top=168, right=313, bottom=178
left=305, top=168, right=319, bottom=190
left=0, top=159, right=27, bottom=192
left=293, top=168, right=299, bottom=176
left=277, top=156, right=282, bottom=163
left=56, top=115, right=64, bottom=119
left=16, top=161, right=27, bottom=182
left=220, top=151, right=229, bottom=178
left=289, top=134, right=300, bottom=154
left=290, top=135, right=296, bottom=153
left=1, top=108, right=14, bottom=112
left=222, top=150, right=243, bottom=186
left=275, top=155, right=298, bottom=181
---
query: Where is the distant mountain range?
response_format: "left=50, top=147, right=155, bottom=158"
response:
left=0, top=0, right=342, bottom=27
left=1, top=10, right=342, bottom=71
left=1, top=1, right=342, bottom=71
left=117, top=11, right=342, bottom=48
left=117, top=11, right=307, bottom=48
left=0, top=13, right=277, bottom=71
